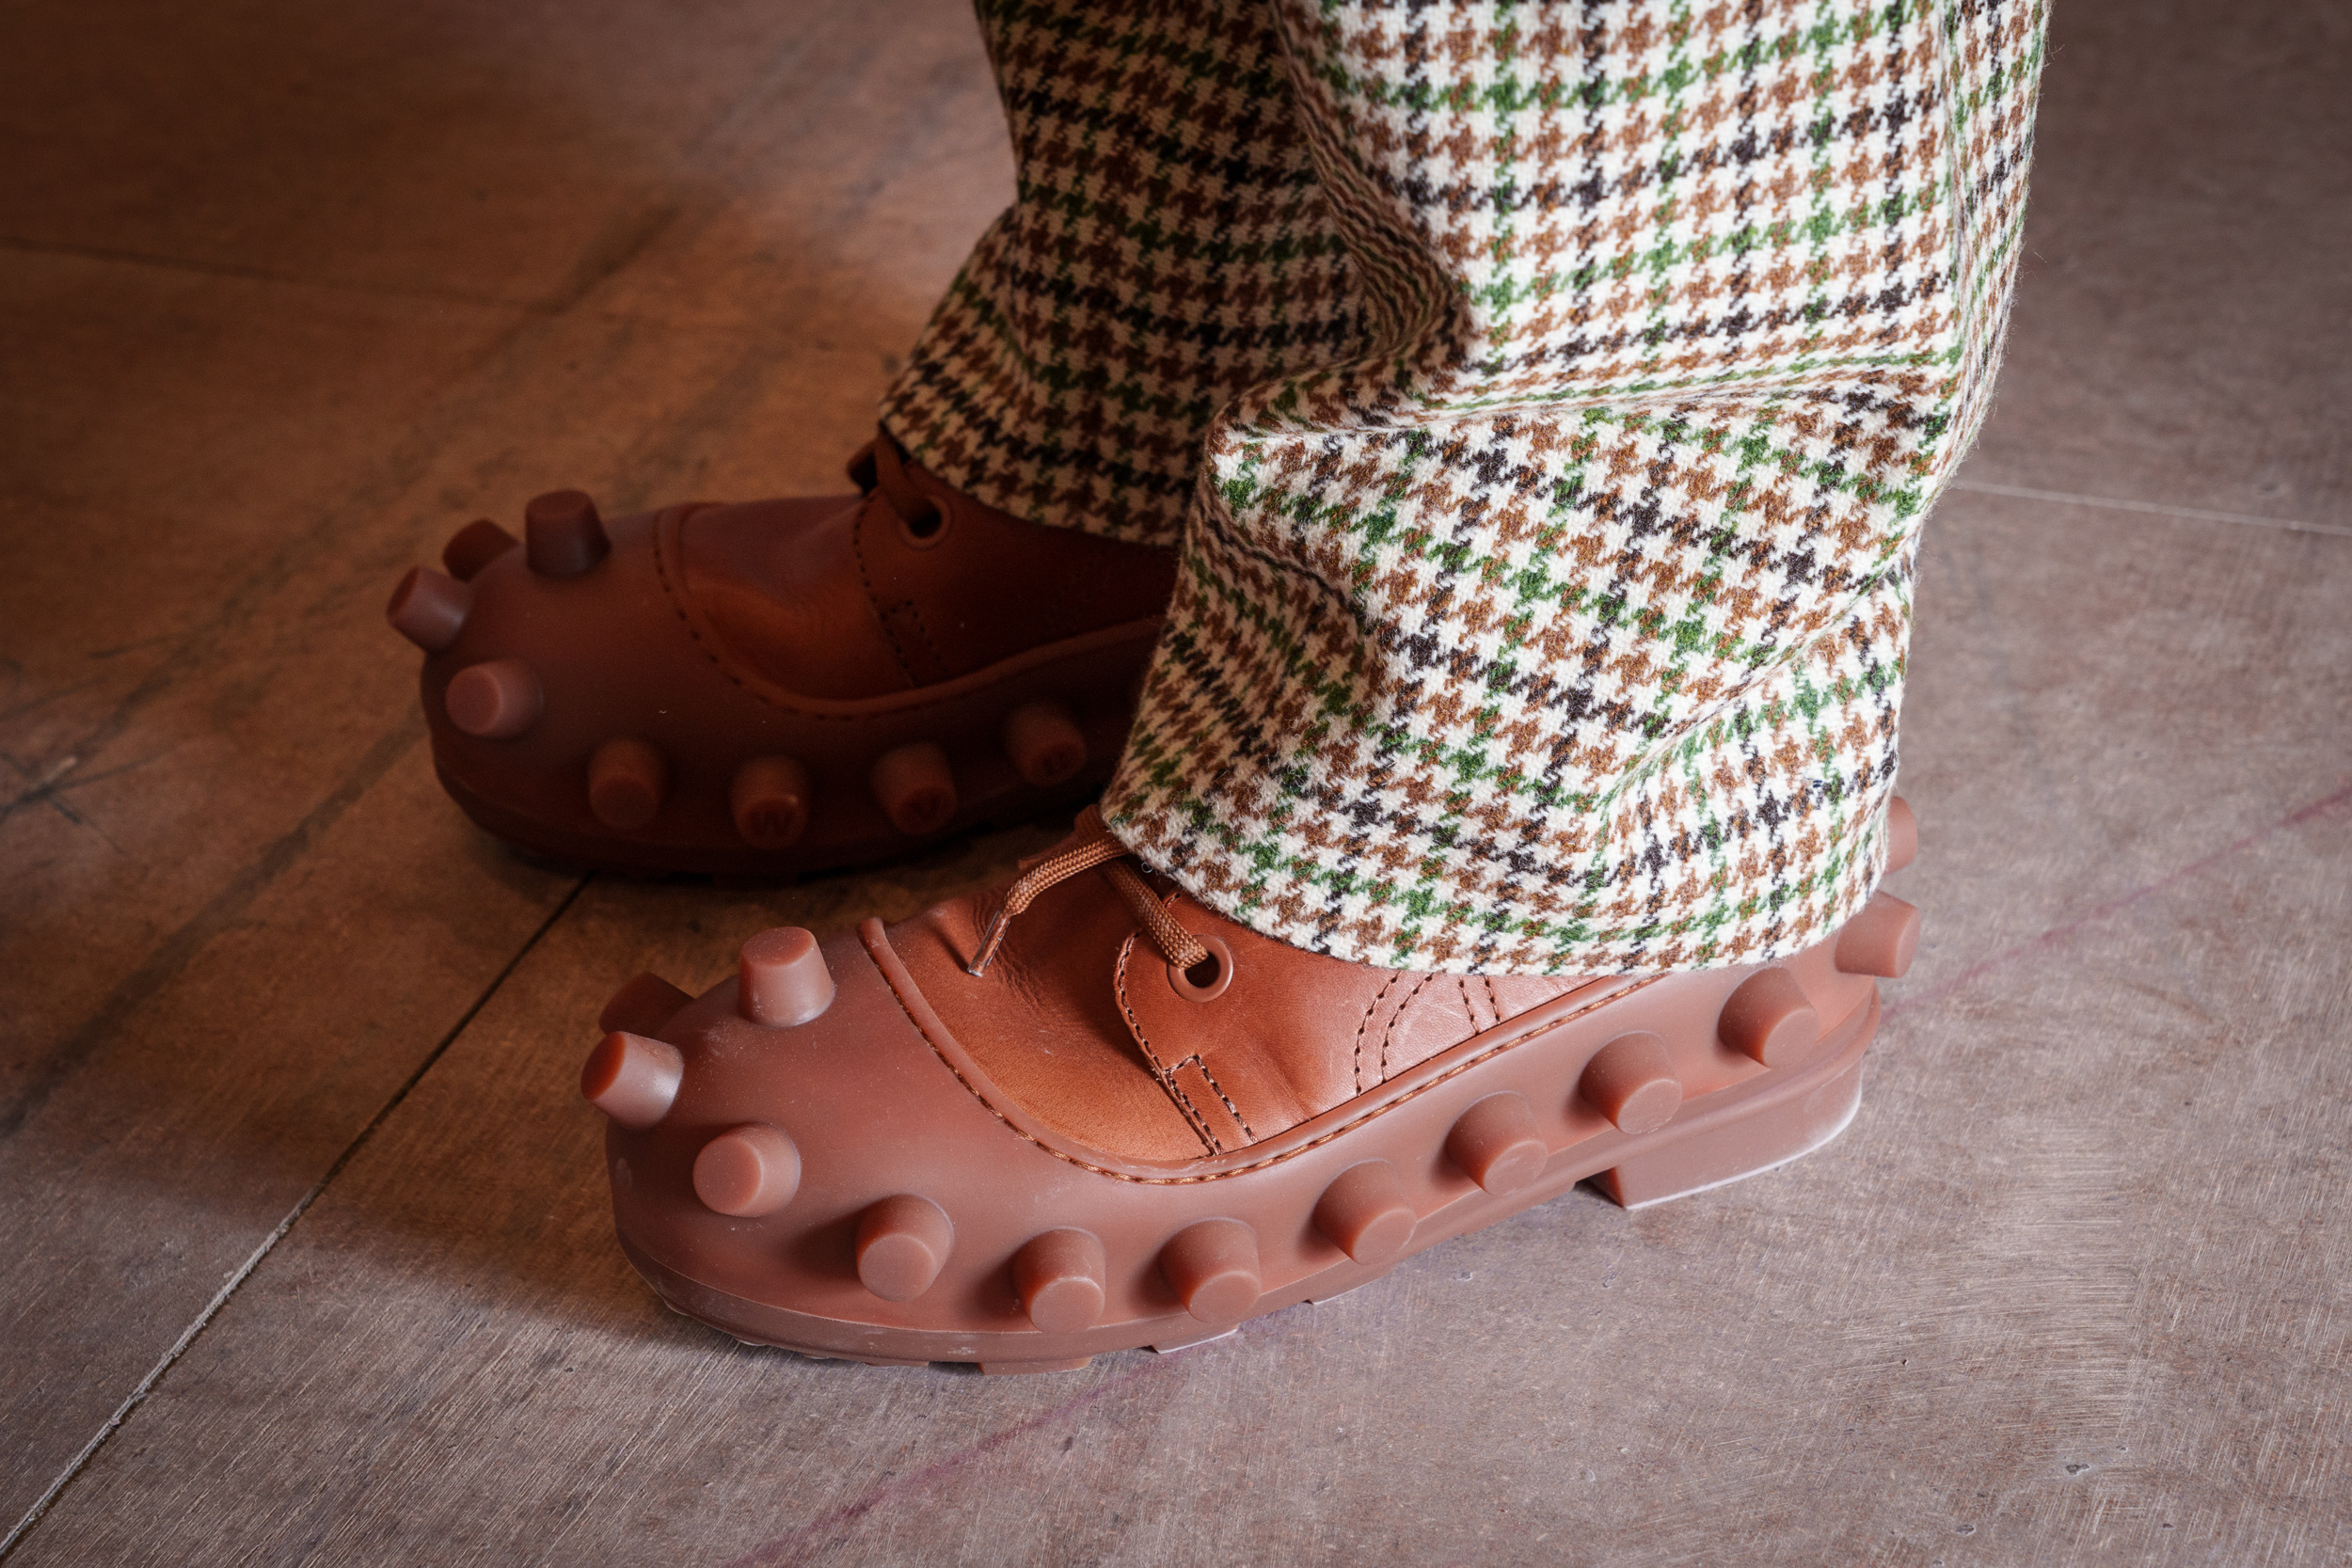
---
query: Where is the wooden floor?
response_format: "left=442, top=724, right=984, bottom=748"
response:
left=3, top=0, right=2346, bottom=1562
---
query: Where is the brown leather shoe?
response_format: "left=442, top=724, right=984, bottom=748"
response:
left=385, top=436, right=1175, bottom=876
left=580, top=800, right=1922, bottom=1371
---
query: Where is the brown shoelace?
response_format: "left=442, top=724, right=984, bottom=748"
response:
left=964, top=807, right=1213, bottom=980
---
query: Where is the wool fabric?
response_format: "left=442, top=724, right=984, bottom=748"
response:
left=885, top=0, right=2047, bottom=974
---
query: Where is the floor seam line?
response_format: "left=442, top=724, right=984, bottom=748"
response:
left=0, top=872, right=593, bottom=1563
left=0, top=232, right=559, bottom=315
left=1947, top=479, right=2348, bottom=538
left=1884, top=777, right=2352, bottom=1021
left=0, top=718, right=426, bottom=1140
left=0, top=184, right=707, bottom=829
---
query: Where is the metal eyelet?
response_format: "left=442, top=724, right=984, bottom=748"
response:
left=896, top=501, right=950, bottom=550
left=1166, top=934, right=1235, bottom=1002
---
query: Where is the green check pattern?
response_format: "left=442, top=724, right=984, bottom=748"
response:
left=881, top=0, right=1367, bottom=541
left=887, top=0, right=2047, bottom=974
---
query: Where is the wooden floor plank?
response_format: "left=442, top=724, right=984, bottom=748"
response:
left=0, top=254, right=590, bottom=1529
left=0, top=0, right=885, bottom=310
left=0, top=0, right=1004, bottom=1534
left=1961, top=0, right=2352, bottom=524
left=3, top=0, right=2346, bottom=1561
left=8, top=518, right=2348, bottom=1560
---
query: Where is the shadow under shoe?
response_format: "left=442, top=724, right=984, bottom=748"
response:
left=386, top=436, right=1176, bottom=878
left=580, top=800, right=1923, bottom=1372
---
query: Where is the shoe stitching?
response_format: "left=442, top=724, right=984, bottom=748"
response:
left=1352, top=974, right=1401, bottom=1095
left=869, top=927, right=1665, bottom=1185
left=851, top=498, right=929, bottom=688
left=1171, top=1053, right=1255, bottom=1146
left=1112, top=931, right=1222, bottom=1157
left=1380, top=974, right=1438, bottom=1086
left=878, top=599, right=950, bottom=685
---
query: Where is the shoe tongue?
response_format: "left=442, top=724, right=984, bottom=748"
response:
left=870, top=433, right=942, bottom=531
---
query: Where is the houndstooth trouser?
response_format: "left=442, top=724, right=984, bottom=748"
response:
left=882, top=0, right=2047, bottom=975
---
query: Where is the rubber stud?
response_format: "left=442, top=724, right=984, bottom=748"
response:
left=1014, top=1228, right=1108, bottom=1333
left=855, top=1195, right=954, bottom=1301
left=1836, top=892, right=1921, bottom=978
left=597, top=972, right=691, bottom=1037
left=730, top=755, right=813, bottom=849
left=442, top=518, right=517, bottom=581
left=385, top=566, right=471, bottom=652
left=1000, top=700, right=1088, bottom=788
left=1884, top=795, right=1918, bottom=874
left=587, top=736, right=668, bottom=831
left=1311, top=1161, right=1417, bottom=1266
left=738, top=927, right=834, bottom=1027
left=444, top=657, right=543, bottom=738
left=1580, top=1032, right=1684, bottom=1136
left=1445, top=1093, right=1549, bottom=1195
left=1717, top=967, right=1820, bottom=1069
left=580, top=1031, right=683, bottom=1130
left=523, top=489, right=609, bottom=578
left=1158, top=1218, right=1261, bottom=1323
left=870, top=741, right=957, bottom=836
left=693, top=1124, right=803, bottom=1218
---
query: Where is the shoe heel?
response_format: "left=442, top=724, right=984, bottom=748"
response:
left=1596, top=1056, right=1867, bottom=1209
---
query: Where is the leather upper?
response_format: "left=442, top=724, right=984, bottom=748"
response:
left=887, top=844, right=1590, bottom=1163
left=674, top=439, right=1177, bottom=702
left=413, top=434, right=1178, bottom=876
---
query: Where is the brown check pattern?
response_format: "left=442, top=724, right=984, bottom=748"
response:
left=880, top=0, right=1369, bottom=543
left=889, top=0, right=2046, bottom=974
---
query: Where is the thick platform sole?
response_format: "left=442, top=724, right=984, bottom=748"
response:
left=614, top=989, right=1879, bottom=1374
left=436, top=755, right=1112, bottom=880
left=424, top=609, right=1162, bottom=879
left=402, top=491, right=1168, bottom=881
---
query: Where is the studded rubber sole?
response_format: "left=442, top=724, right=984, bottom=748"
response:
left=432, top=754, right=1115, bottom=881
left=393, top=493, right=1167, bottom=880
left=592, top=888, right=1915, bottom=1373
left=619, top=999, right=1874, bottom=1373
